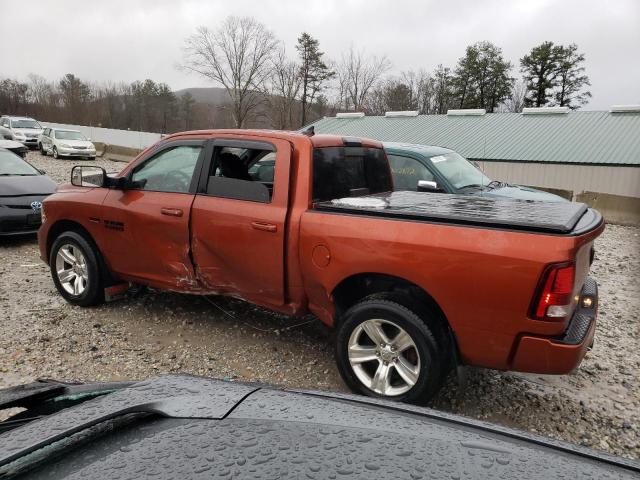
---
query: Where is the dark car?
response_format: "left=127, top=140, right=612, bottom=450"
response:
left=0, top=375, right=637, bottom=479
left=0, top=149, right=56, bottom=236
left=385, top=142, right=566, bottom=202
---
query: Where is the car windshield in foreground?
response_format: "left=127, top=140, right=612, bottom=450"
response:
left=0, top=150, right=39, bottom=175
left=55, top=130, right=86, bottom=141
left=11, top=119, right=41, bottom=129
left=428, top=152, right=491, bottom=190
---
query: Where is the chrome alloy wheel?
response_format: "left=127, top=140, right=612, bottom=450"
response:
left=347, top=319, right=421, bottom=396
left=55, top=244, right=89, bottom=295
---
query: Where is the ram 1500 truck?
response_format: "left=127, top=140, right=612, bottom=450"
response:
left=38, top=130, right=604, bottom=403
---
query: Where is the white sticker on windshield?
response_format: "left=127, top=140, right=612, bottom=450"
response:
left=430, top=155, right=447, bottom=163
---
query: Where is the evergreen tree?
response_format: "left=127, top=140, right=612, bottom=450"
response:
left=554, top=44, right=591, bottom=109
left=296, top=32, right=334, bottom=126
left=520, top=41, right=561, bottom=107
left=451, top=42, right=512, bottom=112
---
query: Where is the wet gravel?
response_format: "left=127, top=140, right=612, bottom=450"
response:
left=1, top=151, right=639, bottom=460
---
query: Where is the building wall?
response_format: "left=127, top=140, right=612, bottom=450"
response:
left=475, top=161, right=640, bottom=198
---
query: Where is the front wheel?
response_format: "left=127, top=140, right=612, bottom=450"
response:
left=52, top=146, right=60, bottom=159
left=335, top=298, right=446, bottom=404
left=50, top=231, right=104, bottom=306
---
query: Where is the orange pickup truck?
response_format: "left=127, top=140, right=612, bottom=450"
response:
left=38, top=129, right=604, bottom=403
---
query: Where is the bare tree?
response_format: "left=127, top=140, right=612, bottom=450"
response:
left=501, top=79, right=527, bottom=112
left=337, top=46, right=391, bottom=110
left=182, top=16, right=278, bottom=128
left=267, top=47, right=301, bottom=130
left=402, top=70, right=437, bottom=114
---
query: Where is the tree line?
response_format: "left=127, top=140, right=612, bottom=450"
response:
left=0, top=15, right=591, bottom=132
left=0, top=74, right=207, bottom=133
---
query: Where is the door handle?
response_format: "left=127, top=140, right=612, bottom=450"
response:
left=251, top=221, right=277, bottom=233
left=161, top=207, right=183, bottom=217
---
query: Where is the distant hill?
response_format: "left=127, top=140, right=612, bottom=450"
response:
left=174, top=87, right=231, bottom=106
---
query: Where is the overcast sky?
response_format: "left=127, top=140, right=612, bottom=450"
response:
left=2, top=0, right=639, bottom=110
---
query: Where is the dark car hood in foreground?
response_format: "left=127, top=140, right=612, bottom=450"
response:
left=0, top=175, right=56, bottom=197
left=0, top=375, right=637, bottom=479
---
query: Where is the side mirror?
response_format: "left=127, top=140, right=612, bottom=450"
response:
left=71, top=165, right=106, bottom=187
left=417, top=180, right=442, bottom=192
left=37, top=168, right=46, bottom=174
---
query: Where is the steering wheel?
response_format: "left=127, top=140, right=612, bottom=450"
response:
left=162, top=170, right=192, bottom=192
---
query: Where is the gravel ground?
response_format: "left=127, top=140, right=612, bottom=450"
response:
left=1, top=151, right=639, bottom=460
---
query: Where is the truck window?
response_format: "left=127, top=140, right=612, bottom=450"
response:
left=130, top=145, right=202, bottom=193
left=206, top=146, right=275, bottom=203
left=388, top=154, right=435, bottom=191
left=312, top=147, right=392, bottom=202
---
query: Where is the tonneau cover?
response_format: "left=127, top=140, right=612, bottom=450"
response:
left=315, top=191, right=591, bottom=234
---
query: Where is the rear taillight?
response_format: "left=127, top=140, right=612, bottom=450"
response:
left=531, top=263, right=575, bottom=320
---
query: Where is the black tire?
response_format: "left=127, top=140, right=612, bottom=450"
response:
left=336, top=298, right=446, bottom=404
left=39, top=143, right=46, bottom=155
left=52, top=146, right=60, bottom=159
left=50, top=231, right=104, bottom=307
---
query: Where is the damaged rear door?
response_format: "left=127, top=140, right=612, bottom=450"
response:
left=101, top=140, right=205, bottom=289
left=190, top=137, right=292, bottom=308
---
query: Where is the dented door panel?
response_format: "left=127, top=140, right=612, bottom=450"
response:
left=191, top=137, right=292, bottom=308
left=101, top=189, right=198, bottom=289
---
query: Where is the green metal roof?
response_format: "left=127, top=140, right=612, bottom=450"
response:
left=309, top=111, right=640, bottom=166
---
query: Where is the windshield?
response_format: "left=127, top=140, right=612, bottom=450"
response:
left=428, top=152, right=490, bottom=190
left=0, top=150, right=39, bottom=175
left=55, top=130, right=86, bottom=140
left=11, top=119, right=41, bottom=129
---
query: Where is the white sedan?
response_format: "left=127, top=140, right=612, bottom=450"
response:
left=38, top=128, right=96, bottom=160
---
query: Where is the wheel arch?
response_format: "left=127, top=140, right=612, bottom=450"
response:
left=331, top=272, right=458, bottom=362
left=47, top=219, right=116, bottom=286
left=46, top=220, right=94, bottom=261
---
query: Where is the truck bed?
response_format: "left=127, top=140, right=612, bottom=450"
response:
left=315, top=191, right=598, bottom=234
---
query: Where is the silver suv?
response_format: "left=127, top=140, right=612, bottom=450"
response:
left=0, top=116, right=44, bottom=148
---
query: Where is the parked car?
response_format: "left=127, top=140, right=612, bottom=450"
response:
left=385, top=142, right=567, bottom=201
left=0, top=115, right=44, bottom=149
left=0, top=125, right=15, bottom=140
left=0, top=149, right=56, bottom=236
left=38, top=127, right=96, bottom=159
left=38, top=130, right=603, bottom=402
left=1, top=375, right=638, bottom=479
left=0, top=137, right=28, bottom=158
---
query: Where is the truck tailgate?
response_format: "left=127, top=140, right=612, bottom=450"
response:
left=315, top=191, right=598, bottom=235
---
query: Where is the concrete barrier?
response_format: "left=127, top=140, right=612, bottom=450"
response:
left=524, top=185, right=574, bottom=201
left=575, top=192, right=640, bottom=226
left=41, top=121, right=161, bottom=149
left=98, top=144, right=143, bottom=163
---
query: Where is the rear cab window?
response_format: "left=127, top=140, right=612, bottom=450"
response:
left=312, top=146, right=392, bottom=202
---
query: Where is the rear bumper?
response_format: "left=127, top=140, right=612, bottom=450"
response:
left=511, top=277, right=598, bottom=374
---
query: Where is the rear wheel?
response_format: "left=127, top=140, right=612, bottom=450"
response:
left=50, top=231, right=104, bottom=306
left=336, top=298, right=447, bottom=404
left=39, top=143, right=46, bottom=156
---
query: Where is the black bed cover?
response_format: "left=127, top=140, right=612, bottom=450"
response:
left=315, top=191, right=599, bottom=234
